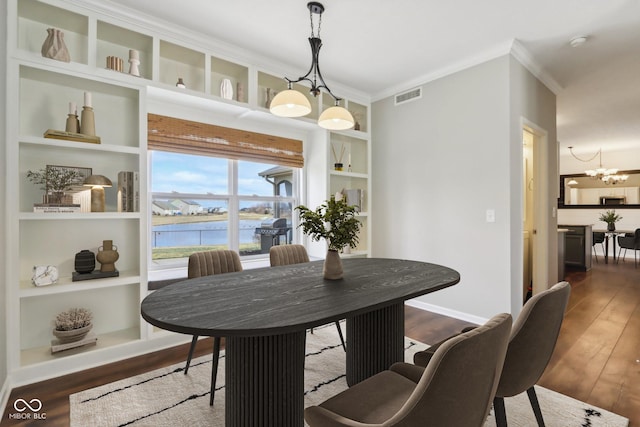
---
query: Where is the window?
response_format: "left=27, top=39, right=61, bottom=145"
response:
left=150, top=151, right=298, bottom=263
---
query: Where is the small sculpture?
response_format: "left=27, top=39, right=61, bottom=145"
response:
left=41, top=28, right=70, bottom=62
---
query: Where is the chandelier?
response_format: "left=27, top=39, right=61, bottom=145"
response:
left=269, top=2, right=355, bottom=131
left=568, top=146, right=628, bottom=185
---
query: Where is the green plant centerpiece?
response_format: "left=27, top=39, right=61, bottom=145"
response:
left=599, top=209, right=622, bottom=231
left=27, top=167, right=80, bottom=204
left=53, top=307, right=93, bottom=343
left=296, top=195, right=361, bottom=280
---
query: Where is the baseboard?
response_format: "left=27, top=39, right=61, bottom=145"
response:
left=405, top=299, right=488, bottom=325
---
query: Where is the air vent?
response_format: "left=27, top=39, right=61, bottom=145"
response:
left=394, top=87, right=422, bottom=105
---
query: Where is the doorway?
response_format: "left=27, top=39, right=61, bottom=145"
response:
left=521, top=121, right=553, bottom=300
left=523, top=130, right=534, bottom=302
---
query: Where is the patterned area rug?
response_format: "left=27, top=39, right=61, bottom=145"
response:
left=70, top=324, right=629, bottom=427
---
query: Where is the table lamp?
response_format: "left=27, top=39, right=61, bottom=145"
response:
left=83, top=175, right=112, bottom=212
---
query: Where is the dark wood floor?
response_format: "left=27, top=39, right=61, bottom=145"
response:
left=2, top=255, right=638, bottom=426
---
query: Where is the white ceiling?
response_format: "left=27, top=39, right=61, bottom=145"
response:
left=103, top=0, right=640, bottom=155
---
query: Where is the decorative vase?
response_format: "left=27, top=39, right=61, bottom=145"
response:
left=236, top=82, right=245, bottom=102
left=80, top=106, right=95, bottom=136
left=128, top=49, right=140, bottom=76
left=607, top=223, right=616, bottom=232
left=220, top=78, right=233, bottom=100
left=74, top=250, right=95, bottom=274
left=65, top=113, right=79, bottom=133
left=44, top=191, right=66, bottom=204
left=53, top=323, right=92, bottom=344
left=97, top=240, right=119, bottom=273
left=41, top=28, right=70, bottom=62
left=323, top=249, right=343, bottom=280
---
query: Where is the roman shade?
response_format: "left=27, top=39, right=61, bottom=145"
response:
left=147, top=114, right=304, bottom=168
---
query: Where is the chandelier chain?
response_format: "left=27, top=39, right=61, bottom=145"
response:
left=568, top=147, right=601, bottom=164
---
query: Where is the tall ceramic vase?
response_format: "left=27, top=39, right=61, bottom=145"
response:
left=323, top=249, right=343, bottom=280
left=97, top=240, right=119, bottom=273
left=41, top=28, right=70, bottom=62
left=220, top=78, right=233, bottom=100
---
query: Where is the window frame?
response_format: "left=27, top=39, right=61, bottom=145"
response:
left=148, top=152, right=301, bottom=271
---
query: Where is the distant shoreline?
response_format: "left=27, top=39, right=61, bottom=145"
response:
left=152, top=212, right=269, bottom=226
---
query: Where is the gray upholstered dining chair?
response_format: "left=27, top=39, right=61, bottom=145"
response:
left=184, top=249, right=243, bottom=406
left=304, top=313, right=512, bottom=427
left=269, top=244, right=346, bottom=351
left=414, top=281, right=571, bottom=427
left=617, top=228, right=640, bottom=268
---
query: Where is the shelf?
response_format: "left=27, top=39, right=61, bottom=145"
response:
left=19, top=65, right=140, bottom=149
left=19, top=135, right=140, bottom=154
left=159, top=40, right=205, bottom=92
left=97, top=20, right=153, bottom=80
left=19, top=270, right=141, bottom=298
left=19, top=212, right=140, bottom=220
left=18, top=0, right=89, bottom=66
left=20, top=327, right=139, bottom=367
left=210, top=55, right=248, bottom=103
left=330, top=170, right=368, bottom=179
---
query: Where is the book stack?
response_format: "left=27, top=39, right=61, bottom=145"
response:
left=33, top=203, right=81, bottom=213
left=117, top=171, right=140, bottom=212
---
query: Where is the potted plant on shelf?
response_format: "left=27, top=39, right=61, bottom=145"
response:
left=296, top=195, right=361, bottom=280
left=53, top=307, right=93, bottom=343
left=27, top=167, right=80, bottom=204
left=599, top=209, right=622, bottom=231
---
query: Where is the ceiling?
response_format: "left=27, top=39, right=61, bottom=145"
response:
left=103, top=0, right=640, bottom=155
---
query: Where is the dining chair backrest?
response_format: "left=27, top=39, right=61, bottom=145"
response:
left=269, top=244, right=310, bottom=267
left=304, top=313, right=513, bottom=427
left=188, top=250, right=243, bottom=279
left=496, top=281, right=571, bottom=397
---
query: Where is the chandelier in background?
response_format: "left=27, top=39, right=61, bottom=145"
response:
left=568, top=146, right=628, bottom=185
left=269, top=2, right=355, bottom=131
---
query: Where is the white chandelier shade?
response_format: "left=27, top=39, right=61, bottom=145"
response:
left=269, top=89, right=312, bottom=118
left=318, top=106, right=355, bottom=130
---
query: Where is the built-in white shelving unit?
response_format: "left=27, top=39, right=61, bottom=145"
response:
left=5, top=0, right=371, bottom=385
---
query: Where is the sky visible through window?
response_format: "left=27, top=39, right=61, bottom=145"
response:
left=151, top=151, right=275, bottom=206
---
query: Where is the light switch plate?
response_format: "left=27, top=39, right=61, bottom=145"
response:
left=486, top=209, right=495, bottom=223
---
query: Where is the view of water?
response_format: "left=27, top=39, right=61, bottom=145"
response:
left=152, top=220, right=263, bottom=247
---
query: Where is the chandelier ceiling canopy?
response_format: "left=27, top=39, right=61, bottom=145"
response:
left=269, top=2, right=355, bottom=131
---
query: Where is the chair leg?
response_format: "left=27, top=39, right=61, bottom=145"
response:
left=210, top=337, right=221, bottom=406
left=593, top=246, right=598, bottom=263
left=526, top=386, right=546, bottom=426
left=184, top=335, right=199, bottom=374
left=493, top=396, right=507, bottom=427
left=335, top=321, right=346, bottom=351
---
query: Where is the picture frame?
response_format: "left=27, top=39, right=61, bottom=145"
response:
left=46, top=164, right=93, bottom=191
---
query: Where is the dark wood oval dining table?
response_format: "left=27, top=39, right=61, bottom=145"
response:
left=141, top=257, right=460, bottom=427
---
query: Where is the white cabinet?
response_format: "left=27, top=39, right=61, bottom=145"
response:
left=306, top=127, right=372, bottom=259
left=7, top=0, right=153, bottom=381
left=5, top=0, right=371, bottom=383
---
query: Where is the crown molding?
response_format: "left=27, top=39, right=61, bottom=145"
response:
left=510, top=39, right=562, bottom=95
left=372, top=39, right=563, bottom=103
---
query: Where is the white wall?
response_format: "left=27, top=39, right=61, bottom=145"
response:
left=372, top=56, right=512, bottom=320
left=508, top=56, right=558, bottom=306
left=371, top=54, right=556, bottom=320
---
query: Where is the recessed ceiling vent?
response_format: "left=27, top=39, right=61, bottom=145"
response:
left=394, top=87, right=422, bottom=106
